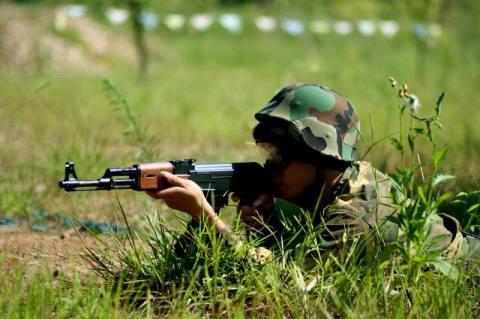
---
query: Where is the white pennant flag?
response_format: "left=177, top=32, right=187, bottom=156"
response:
left=357, top=20, right=376, bottom=36
left=310, top=20, right=331, bottom=34
left=334, top=21, right=353, bottom=35
left=379, top=20, right=399, bottom=38
left=105, top=8, right=129, bottom=25
left=164, top=14, right=185, bottom=30
left=190, top=14, right=213, bottom=31
left=413, top=23, right=428, bottom=39
left=64, top=4, right=87, bottom=18
left=255, top=16, right=277, bottom=32
left=140, top=12, right=160, bottom=31
left=219, top=13, right=242, bottom=34
left=281, top=19, right=304, bottom=36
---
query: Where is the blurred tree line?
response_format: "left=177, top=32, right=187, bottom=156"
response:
left=8, top=0, right=480, bottom=38
left=7, top=0, right=480, bottom=35
left=6, top=0, right=479, bottom=79
left=7, top=0, right=480, bottom=19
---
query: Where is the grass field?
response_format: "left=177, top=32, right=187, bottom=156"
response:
left=1, top=1, right=480, bottom=317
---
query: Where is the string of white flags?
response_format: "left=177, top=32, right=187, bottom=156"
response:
left=58, top=5, right=443, bottom=39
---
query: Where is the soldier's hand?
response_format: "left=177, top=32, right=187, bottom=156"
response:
left=231, top=192, right=274, bottom=229
left=147, top=172, right=212, bottom=221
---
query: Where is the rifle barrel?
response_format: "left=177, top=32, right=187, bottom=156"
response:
left=59, top=178, right=136, bottom=191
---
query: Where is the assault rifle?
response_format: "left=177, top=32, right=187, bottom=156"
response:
left=59, top=160, right=272, bottom=212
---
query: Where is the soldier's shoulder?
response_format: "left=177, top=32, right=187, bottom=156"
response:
left=327, top=161, right=398, bottom=242
left=341, top=161, right=391, bottom=199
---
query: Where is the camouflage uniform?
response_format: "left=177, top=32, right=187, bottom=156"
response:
left=254, top=83, right=480, bottom=261
left=262, top=160, right=397, bottom=256
left=314, top=161, right=398, bottom=249
left=271, top=161, right=480, bottom=260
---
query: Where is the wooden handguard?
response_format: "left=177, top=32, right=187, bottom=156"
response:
left=137, top=162, right=175, bottom=190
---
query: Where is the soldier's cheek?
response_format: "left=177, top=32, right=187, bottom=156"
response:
left=275, top=184, right=299, bottom=201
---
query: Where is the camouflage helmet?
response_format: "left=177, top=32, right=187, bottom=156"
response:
left=254, top=83, right=360, bottom=162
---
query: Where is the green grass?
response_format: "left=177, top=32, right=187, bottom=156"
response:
left=75, top=82, right=479, bottom=317
left=80, top=201, right=480, bottom=318
left=0, top=262, right=154, bottom=318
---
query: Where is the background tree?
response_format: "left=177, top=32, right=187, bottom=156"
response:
left=127, top=0, right=148, bottom=80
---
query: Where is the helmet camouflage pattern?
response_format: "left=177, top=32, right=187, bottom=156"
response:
left=255, top=83, right=360, bottom=162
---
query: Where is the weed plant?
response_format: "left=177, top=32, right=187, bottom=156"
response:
left=83, top=79, right=480, bottom=317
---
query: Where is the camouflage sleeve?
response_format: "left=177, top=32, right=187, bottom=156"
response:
left=433, top=213, right=480, bottom=260
left=311, top=161, right=480, bottom=260
left=316, top=207, right=370, bottom=249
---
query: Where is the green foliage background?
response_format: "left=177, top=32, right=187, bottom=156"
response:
left=1, top=0, right=479, bottom=218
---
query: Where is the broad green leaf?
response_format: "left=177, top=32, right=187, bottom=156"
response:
left=437, top=192, right=453, bottom=204
left=433, top=148, right=448, bottom=168
left=433, top=174, right=455, bottom=187
left=467, top=203, right=480, bottom=213
left=428, top=257, right=459, bottom=280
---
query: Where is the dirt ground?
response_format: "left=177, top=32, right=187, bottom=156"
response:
left=0, top=226, right=101, bottom=279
